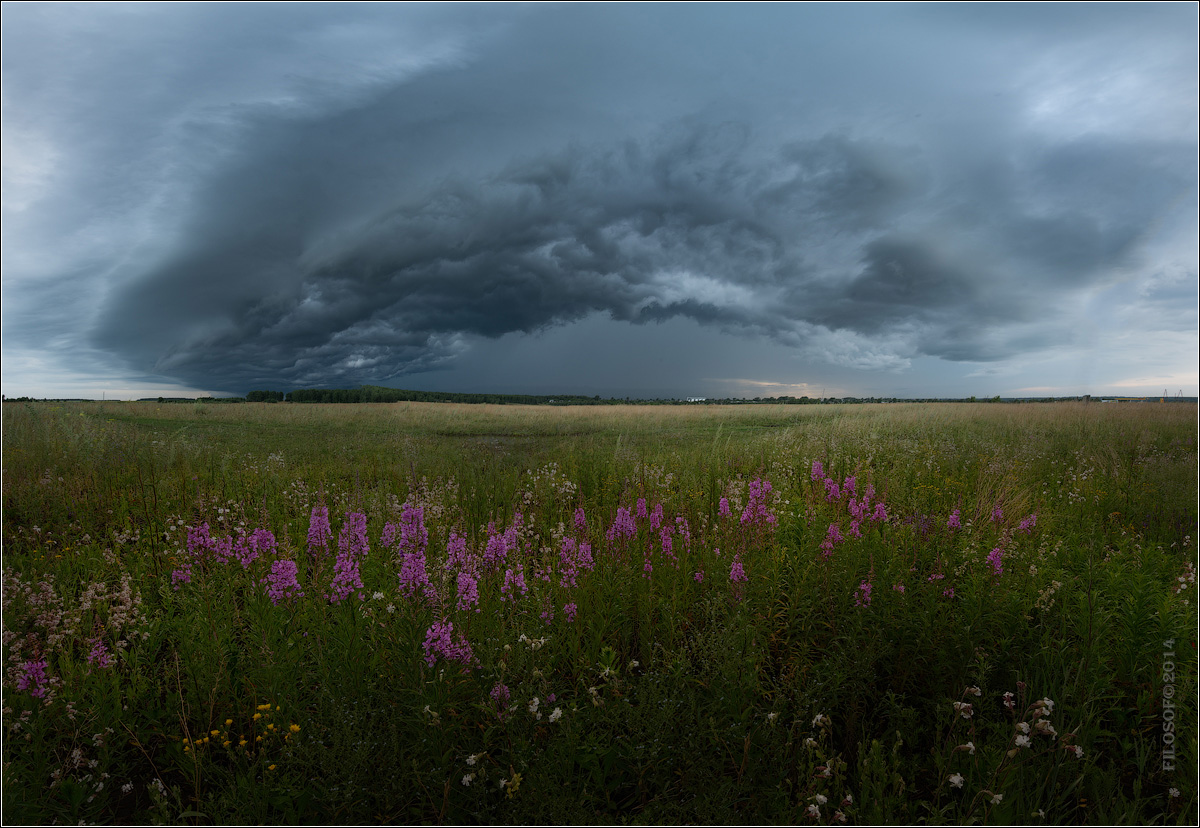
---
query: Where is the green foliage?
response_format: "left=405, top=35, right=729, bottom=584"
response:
left=2, top=400, right=1196, bottom=823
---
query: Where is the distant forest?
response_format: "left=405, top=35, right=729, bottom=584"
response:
left=243, top=385, right=855, bottom=405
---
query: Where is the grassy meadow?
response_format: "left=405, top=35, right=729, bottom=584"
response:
left=2, top=399, right=1196, bottom=824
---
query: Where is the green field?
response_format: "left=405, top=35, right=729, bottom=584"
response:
left=2, top=400, right=1196, bottom=824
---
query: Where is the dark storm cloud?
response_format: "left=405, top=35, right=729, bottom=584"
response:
left=4, top=2, right=1196, bottom=396
left=92, top=115, right=1191, bottom=390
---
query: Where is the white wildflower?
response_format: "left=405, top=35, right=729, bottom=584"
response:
left=462, top=773, right=475, bottom=786
left=948, top=773, right=964, bottom=789
left=1014, top=734, right=1031, bottom=748
left=814, top=794, right=828, bottom=805
left=549, top=707, right=563, bottom=723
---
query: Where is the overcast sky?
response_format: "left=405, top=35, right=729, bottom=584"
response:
left=3, top=2, right=1196, bottom=400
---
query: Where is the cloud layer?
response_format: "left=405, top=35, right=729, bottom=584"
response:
left=3, top=3, right=1196, bottom=396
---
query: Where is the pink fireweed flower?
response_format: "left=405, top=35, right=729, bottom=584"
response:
left=397, top=504, right=429, bottom=556
left=171, top=564, right=193, bottom=590
left=718, top=497, right=731, bottom=518
left=872, top=502, right=888, bottom=522
left=742, top=478, right=778, bottom=527
left=948, top=509, right=961, bottom=530
left=606, top=507, right=636, bottom=544
left=262, top=559, right=304, bottom=605
left=456, top=571, right=480, bottom=612
left=730, top=554, right=748, bottom=584
left=563, top=602, right=578, bottom=622
left=327, top=553, right=364, bottom=604
left=444, top=532, right=472, bottom=574
left=893, top=582, right=906, bottom=594
left=86, top=638, right=114, bottom=670
left=501, top=566, right=528, bottom=602
left=338, top=512, right=369, bottom=561
left=188, top=522, right=215, bottom=558
left=675, top=516, right=692, bottom=551
left=650, top=502, right=664, bottom=531
left=306, top=505, right=332, bottom=559
left=636, top=498, right=648, bottom=520
left=490, top=682, right=511, bottom=717
left=236, top=527, right=276, bottom=569
left=843, top=476, right=856, bottom=497
left=660, top=527, right=674, bottom=559
left=16, top=659, right=49, bottom=698
left=422, top=619, right=475, bottom=669
left=991, top=505, right=1003, bottom=523
left=810, top=460, right=825, bottom=482
left=1018, top=512, right=1038, bottom=534
left=986, top=547, right=1004, bottom=576
left=824, top=478, right=841, bottom=502
left=694, top=569, right=705, bottom=583
left=848, top=519, right=862, bottom=538
left=574, top=507, right=588, bottom=534
left=854, top=579, right=872, bottom=607
left=398, top=546, right=435, bottom=603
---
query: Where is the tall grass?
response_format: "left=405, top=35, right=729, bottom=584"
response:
left=2, top=400, right=1196, bottom=824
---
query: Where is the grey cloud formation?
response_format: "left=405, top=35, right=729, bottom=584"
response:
left=3, top=3, right=1196, bottom=398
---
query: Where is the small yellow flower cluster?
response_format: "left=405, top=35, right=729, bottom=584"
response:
left=180, top=703, right=301, bottom=761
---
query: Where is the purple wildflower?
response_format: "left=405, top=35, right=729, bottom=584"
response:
left=718, top=497, right=732, bottom=518
left=422, top=619, right=475, bottom=669
left=948, top=509, right=962, bottom=530
left=607, top=506, right=636, bottom=544
left=872, top=502, right=888, bottom=522
left=456, top=572, right=480, bottom=612
left=741, top=478, right=778, bottom=527
left=730, top=554, right=748, bottom=584
left=327, top=553, right=364, bottom=604
left=563, top=602, right=578, bottom=622
left=263, top=559, right=304, bottom=605
left=307, top=505, right=332, bottom=559
left=444, top=532, right=472, bottom=573
left=338, top=512, right=370, bottom=562
left=986, top=547, right=1004, bottom=576
left=694, top=569, right=705, bottom=583
left=650, top=502, right=663, bottom=531
left=490, top=682, right=511, bottom=717
left=824, top=478, right=841, bottom=502
left=636, top=498, right=648, bottom=520
left=171, top=564, right=193, bottom=590
left=810, top=460, right=825, bottom=482
left=1018, top=513, right=1037, bottom=534
left=16, top=659, right=49, bottom=698
left=86, top=638, right=114, bottom=670
left=574, top=507, right=587, bottom=534
left=992, top=505, right=1004, bottom=523
left=501, top=566, right=528, bottom=602
left=854, top=579, right=873, bottom=607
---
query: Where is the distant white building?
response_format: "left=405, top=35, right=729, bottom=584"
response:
left=686, top=397, right=707, bottom=402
